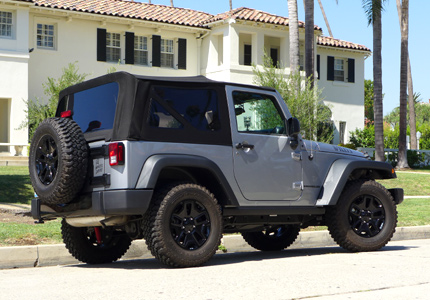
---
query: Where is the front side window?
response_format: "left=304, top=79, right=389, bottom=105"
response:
left=0, top=11, right=12, bottom=38
left=233, top=91, right=284, bottom=134
left=334, top=58, right=345, bottom=81
left=160, top=39, right=174, bottom=68
left=148, top=86, right=220, bottom=131
left=106, top=32, right=121, bottom=62
left=134, top=36, right=148, bottom=65
left=37, top=23, right=55, bottom=49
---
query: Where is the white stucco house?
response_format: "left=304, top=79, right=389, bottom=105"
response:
left=0, top=0, right=370, bottom=156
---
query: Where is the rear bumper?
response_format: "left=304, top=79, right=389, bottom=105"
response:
left=32, top=189, right=153, bottom=221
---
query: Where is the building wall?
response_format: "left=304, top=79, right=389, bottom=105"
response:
left=0, top=3, right=29, bottom=155
left=27, top=12, right=204, bottom=101
left=317, top=47, right=367, bottom=144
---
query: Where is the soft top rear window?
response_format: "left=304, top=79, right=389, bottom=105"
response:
left=70, top=82, right=119, bottom=133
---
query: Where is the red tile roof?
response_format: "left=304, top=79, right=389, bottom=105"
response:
left=203, top=7, right=322, bottom=31
left=32, top=0, right=213, bottom=27
left=16, top=0, right=369, bottom=51
left=318, top=36, right=371, bottom=52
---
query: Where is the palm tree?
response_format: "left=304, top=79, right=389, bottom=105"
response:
left=170, top=0, right=174, bottom=7
left=397, top=0, right=409, bottom=168
left=396, top=0, right=416, bottom=150
left=362, top=0, right=386, bottom=162
left=304, top=0, right=315, bottom=88
left=288, top=0, right=300, bottom=74
left=229, top=0, right=233, bottom=11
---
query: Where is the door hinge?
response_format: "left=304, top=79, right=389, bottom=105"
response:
left=293, top=181, right=303, bottom=191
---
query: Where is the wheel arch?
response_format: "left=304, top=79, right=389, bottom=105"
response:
left=136, top=154, right=239, bottom=207
left=316, top=159, right=396, bottom=206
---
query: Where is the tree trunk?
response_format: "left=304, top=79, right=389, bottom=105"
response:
left=288, top=0, right=300, bottom=74
left=229, top=0, right=233, bottom=10
left=396, top=0, right=416, bottom=149
left=373, top=7, right=384, bottom=162
left=170, top=0, right=174, bottom=7
left=317, top=0, right=333, bottom=37
left=304, top=0, right=315, bottom=88
left=397, top=0, right=410, bottom=169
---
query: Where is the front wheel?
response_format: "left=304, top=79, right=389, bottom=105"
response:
left=146, top=183, right=222, bottom=267
left=241, top=225, right=300, bottom=251
left=61, top=219, right=132, bottom=264
left=326, top=180, right=397, bottom=252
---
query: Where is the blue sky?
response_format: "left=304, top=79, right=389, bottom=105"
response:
left=139, top=1, right=428, bottom=116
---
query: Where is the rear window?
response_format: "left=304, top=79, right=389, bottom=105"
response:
left=71, top=82, right=119, bottom=133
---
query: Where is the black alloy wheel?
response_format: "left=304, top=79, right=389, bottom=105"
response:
left=349, top=195, right=386, bottom=238
left=170, top=199, right=211, bottom=251
left=35, top=135, right=58, bottom=185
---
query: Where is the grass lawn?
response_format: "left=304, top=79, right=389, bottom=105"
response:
left=378, top=171, right=430, bottom=196
left=0, top=220, right=62, bottom=246
left=0, top=166, right=33, bottom=204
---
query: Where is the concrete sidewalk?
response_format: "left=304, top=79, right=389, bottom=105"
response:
left=1, top=225, right=429, bottom=270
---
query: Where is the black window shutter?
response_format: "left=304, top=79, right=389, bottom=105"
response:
left=178, top=38, right=187, bottom=70
left=327, top=56, right=334, bottom=81
left=125, top=32, right=135, bottom=65
left=97, top=28, right=107, bottom=62
left=270, top=48, right=278, bottom=67
left=152, top=35, right=161, bottom=67
left=317, top=55, right=320, bottom=80
left=244, top=45, right=252, bottom=66
left=348, top=58, right=355, bottom=83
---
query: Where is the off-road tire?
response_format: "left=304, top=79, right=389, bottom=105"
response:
left=242, top=225, right=300, bottom=251
left=326, top=180, right=397, bottom=252
left=146, top=183, right=222, bottom=267
left=61, top=219, right=132, bottom=264
left=29, top=117, right=88, bottom=205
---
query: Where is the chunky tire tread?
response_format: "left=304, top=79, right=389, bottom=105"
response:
left=326, top=180, right=397, bottom=252
left=242, top=226, right=300, bottom=251
left=29, top=117, right=88, bottom=205
left=146, top=183, right=222, bottom=267
left=61, top=219, right=132, bottom=264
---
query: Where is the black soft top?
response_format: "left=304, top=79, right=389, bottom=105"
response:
left=58, top=72, right=272, bottom=145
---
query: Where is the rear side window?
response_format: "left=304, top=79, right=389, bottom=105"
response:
left=71, top=82, right=119, bottom=133
left=148, top=86, right=220, bottom=131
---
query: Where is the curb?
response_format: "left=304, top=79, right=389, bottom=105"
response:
left=1, top=226, right=429, bottom=270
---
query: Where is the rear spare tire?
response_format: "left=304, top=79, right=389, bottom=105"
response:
left=29, top=117, right=88, bottom=205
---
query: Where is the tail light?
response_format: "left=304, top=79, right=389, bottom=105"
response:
left=109, top=142, right=125, bottom=166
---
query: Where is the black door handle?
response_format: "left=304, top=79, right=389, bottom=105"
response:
left=236, top=143, right=255, bottom=150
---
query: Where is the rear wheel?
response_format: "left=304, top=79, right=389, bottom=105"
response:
left=146, top=183, right=222, bottom=267
left=242, top=225, right=300, bottom=251
left=326, top=180, right=397, bottom=252
left=61, top=219, right=132, bottom=264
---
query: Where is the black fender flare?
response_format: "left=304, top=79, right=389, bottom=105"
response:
left=135, top=154, right=239, bottom=206
left=316, top=159, right=396, bottom=206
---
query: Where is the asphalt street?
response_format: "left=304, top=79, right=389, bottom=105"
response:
left=1, top=238, right=429, bottom=300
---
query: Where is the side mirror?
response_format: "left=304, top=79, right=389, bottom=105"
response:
left=287, top=117, right=301, bottom=137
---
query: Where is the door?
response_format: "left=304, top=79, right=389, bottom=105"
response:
left=228, top=87, right=302, bottom=201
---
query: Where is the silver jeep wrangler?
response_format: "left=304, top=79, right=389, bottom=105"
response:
left=30, top=72, right=403, bottom=267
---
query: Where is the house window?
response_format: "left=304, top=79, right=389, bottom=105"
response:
left=244, top=44, right=252, bottom=66
left=37, top=23, right=55, bottom=49
left=106, top=32, right=121, bottom=63
left=334, top=58, right=345, bottom=81
left=160, top=38, right=174, bottom=68
left=339, top=121, right=346, bottom=144
left=134, top=36, right=148, bottom=65
left=0, top=11, right=12, bottom=38
left=270, top=48, right=279, bottom=67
